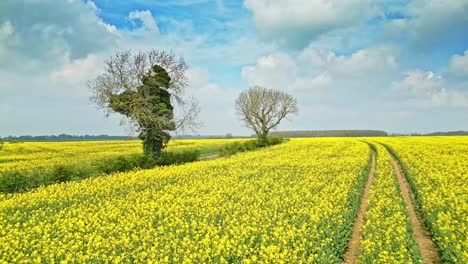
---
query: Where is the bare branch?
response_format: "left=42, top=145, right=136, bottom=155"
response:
left=174, top=96, right=202, bottom=134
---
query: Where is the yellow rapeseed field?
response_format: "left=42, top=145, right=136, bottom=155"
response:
left=378, top=137, right=468, bottom=263
left=0, top=138, right=370, bottom=263
left=1, top=136, right=466, bottom=263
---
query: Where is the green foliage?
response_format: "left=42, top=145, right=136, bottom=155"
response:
left=220, top=136, right=283, bottom=156
left=0, top=171, right=27, bottom=193
left=0, top=150, right=201, bottom=193
left=51, top=165, right=76, bottom=183
left=109, top=65, right=175, bottom=157
left=263, top=135, right=284, bottom=146
left=96, top=154, right=143, bottom=174
left=141, top=150, right=201, bottom=168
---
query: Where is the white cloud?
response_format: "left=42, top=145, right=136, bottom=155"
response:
left=385, top=0, right=468, bottom=48
left=242, top=52, right=297, bottom=90
left=393, top=70, right=468, bottom=108
left=242, top=46, right=399, bottom=91
left=0, top=21, right=15, bottom=61
left=0, top=20, right=14, bottom=43
left=49, top=54, right=105, bottom=95
left=0, top=0, right=118, bottom=72
left=128, top=10, right=159, bottom=33
left=186, top=68, right=246, bottom=135
left=114, top=12, right=274, bottom=70
left=0, top=21, right=18, bottom=62
left=314, top=46, right=399, bottom=77
left=431, top=89, right=468, bottom=107
left=448, top=50, right=468, bottom=77
left=0, top=0, right=127, bottom=136
left=244, top=0, right=374, bottom=49
left=296, top=73, right=332, bottom=90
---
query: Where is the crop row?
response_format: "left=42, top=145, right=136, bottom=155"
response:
left=359, top=143, right=421, bottom=263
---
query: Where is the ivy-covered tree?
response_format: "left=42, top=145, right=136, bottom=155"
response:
left=88, top=50, right=201, bottom=157
left=108, top=65, right=175, bottom=157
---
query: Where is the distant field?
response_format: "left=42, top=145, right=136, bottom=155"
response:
left=0, top=138, right=248, bottom=165
left=0, top=137, right=466, bottom=263
left=0, top=139, right=248, bottom=192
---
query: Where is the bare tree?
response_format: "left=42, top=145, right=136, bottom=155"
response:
left=88, top=49, right=201, bottom=156
left=235, top=86, right=298, bottom=141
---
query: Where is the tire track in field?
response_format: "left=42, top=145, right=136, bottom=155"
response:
left=387, top=148, right=441, bottom=264
left=343, top=151, right=376, bottom=264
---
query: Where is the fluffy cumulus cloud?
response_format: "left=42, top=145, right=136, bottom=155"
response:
left=242, top=46, right=399, bottom=91
left=244, top=0, right=374, bottom=49
left=448, top=50, right=468, bottom=77
left=128, top=10, right=160, bottom=33
left=242, top=52, right=298, bottom=90
left=0, top=0, right=118, bottom=71
left=49, top=54, right=106, bottom=96
left=301, top=46, right=399, bottom=78
left=0, top=0, right=124, bottom=136
left=393, top=70, right=468, bottom=108
left=0, top=0, right=119, bottom=95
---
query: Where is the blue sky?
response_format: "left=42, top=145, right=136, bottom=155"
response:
left=0, top=0, right=467, bottom=136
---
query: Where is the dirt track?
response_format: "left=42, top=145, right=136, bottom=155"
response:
left=344, top=145, right=441, bottom=263
left=388, top=152, right=441, bottom=264
left=343, top=153, right=376, bottom=263
left=198, top=154, right=220, bottom=160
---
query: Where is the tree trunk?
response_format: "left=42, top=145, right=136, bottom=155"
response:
left=258, top=130, right=269, bottom=145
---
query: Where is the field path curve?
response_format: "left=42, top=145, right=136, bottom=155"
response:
left=343, top=151, right=376, bottom=264
left=388, top=150, right=441, bottom=264
left=198, top=153, right=220, bottom=160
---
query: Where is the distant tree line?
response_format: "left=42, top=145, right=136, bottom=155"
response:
left=268, top=130, right=389, bottom=137
left=390, top=131, right=468, bottom=136
left=4, top=130, right=465, bottom=143
left=270, top=130, right=468, bottom=138
left=2, top=134, right=138, bottom=142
